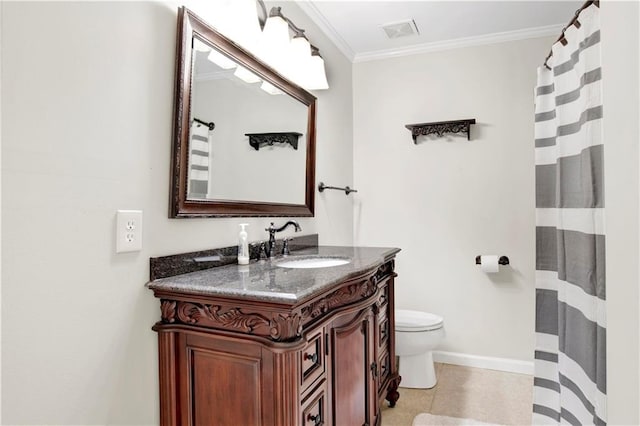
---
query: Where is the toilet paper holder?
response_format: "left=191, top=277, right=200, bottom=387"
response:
left=475, top=255, right=510, bottom=265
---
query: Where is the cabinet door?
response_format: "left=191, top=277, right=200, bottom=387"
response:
left=330, top=308, right=377, bottom=426
left=176, top=333, right=289, bottom=426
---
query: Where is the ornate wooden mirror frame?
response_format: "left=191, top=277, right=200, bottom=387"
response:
left=170, top=7, right=317, bottom=217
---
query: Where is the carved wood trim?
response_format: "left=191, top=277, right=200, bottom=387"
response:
left=269, top=313, right=303, bottom=341
left=375, top=260, right=394, bottom=282
left=301, top=276, right=378, bottom=323
left=161, top=299, right=177, bottom=323
left=160, top=301, right=305, bottom=342
left=178, top=303, right=270, bottom=330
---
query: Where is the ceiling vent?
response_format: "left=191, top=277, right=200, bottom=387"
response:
left=381, top=19, right=420, bottom=39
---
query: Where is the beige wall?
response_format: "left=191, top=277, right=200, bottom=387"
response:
left=601, top=1, right=640, bottom=425
left=353, top=36, right=553, bottom=362
left=0, top=1, right=353, bottom=424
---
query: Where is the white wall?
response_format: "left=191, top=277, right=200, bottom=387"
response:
left=1, top=1, right=353, bottom=424
left=601, top=1, right=640, bottom=425
left=353, top=36, right=554, bottom=362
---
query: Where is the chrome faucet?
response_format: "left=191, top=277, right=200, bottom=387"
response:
left=265, top=221, right=301, bottom=258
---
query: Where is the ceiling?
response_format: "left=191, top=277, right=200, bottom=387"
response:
left=296, top=1, right=582, bottom=62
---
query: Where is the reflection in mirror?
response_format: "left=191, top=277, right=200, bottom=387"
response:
left=170, top=7, right=316, bottom=217
left=189, top=37, right=308, bottom=205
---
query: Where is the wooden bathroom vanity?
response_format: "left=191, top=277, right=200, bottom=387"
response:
left=148, top=245, right=401, bottom=425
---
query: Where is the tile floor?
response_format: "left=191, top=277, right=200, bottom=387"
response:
left=381, top=363, right=533, bottom=426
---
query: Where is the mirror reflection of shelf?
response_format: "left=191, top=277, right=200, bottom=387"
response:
left=405, top=119, right=476, bottom=143
left=245, top=132, right=303, bottom=150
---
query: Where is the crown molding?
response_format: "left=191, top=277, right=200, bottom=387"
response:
left=295, top=0, right=356, bottom=61
left=353, top=24, right=563, bottom=63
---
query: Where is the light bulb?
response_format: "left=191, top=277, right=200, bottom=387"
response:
left=260, top=15, right=290, bottom=69
left=306, top=54, right=329, bottom=90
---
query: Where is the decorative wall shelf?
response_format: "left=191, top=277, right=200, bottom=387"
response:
left=245, top=132, right=303, bottom=151
left=405, top=119, right=476, bottom=143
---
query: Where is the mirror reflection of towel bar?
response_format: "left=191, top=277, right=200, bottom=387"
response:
left=318, top=182, right=357, bottom=195
left=193, top=117, right=215, bottom=131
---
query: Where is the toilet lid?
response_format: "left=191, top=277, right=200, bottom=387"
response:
left=395, top=309, right=443, bottom=332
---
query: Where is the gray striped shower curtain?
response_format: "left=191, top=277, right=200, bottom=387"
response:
left=533, top=3, right=605, bottom=425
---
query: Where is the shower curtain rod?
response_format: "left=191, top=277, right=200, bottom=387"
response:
left=543, top=0, right=599, bottom=70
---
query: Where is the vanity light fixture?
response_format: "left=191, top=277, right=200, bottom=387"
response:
left=196, top=0, right=329, bottom=91
left=257, top=2, right=329, bottom=91
left=307, top=47, right=329, bottom=91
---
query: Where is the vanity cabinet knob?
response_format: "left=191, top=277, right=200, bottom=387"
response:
left=304, top=352, right=318, bottom=363
left=307, top=413, right=321, bottom=425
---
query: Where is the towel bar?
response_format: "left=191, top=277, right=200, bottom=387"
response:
left=318, top=182, right=357, bottom=195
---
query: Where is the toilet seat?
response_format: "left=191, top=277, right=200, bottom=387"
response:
left=395, top=309, right=443, bottom=332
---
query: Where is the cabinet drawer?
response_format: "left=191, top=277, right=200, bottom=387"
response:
left=378, top=350, right=391, bottom=393
left=302, top=381, right=327, bottom=426
left=300, top=331, right=325, bottom=392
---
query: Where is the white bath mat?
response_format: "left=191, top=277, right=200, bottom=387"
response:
left=412, top=413, right=502, bottom=426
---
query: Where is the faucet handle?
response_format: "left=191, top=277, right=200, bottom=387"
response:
left=251, top=241, right=268, bottom=261
left=282, top=238, right=291, bottom=256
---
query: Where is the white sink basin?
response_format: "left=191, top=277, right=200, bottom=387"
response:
left=277, top=257, right=351, bottom=269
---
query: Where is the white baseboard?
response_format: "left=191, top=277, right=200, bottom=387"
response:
left=432, top=351, right=534, bottom=375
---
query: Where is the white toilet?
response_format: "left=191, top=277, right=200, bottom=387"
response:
left=395, top=309, right=444, bottom=389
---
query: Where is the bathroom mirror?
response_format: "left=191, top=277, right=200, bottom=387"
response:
left=170, top=7, right=317, bottom=217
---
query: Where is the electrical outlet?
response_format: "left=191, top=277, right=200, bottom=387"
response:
left=116, top=210, right=143, bottom=253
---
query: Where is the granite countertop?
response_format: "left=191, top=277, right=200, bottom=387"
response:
left=147, top=246, right=400, bottom=305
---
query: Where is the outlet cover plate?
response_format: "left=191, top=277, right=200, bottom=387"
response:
left=116, top=210, right=143, bottom=253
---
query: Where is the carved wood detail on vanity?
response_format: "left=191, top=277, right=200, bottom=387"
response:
left=376, top=259, right=395, bottom=281
left=177, top=303, right=271, bottom=331
left=160, top=301, right=304, bottom=341
left=160, top=299, right=177, bottom=323
left=300, top=277, right=377, bottom=322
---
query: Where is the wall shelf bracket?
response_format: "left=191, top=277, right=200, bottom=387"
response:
left=405, top=119, right=476, bottom=143
left=245, top=132, right=303, bottom=150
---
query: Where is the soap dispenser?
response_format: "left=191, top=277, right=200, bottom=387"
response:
left=238, top=223, right=249, bottom=265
